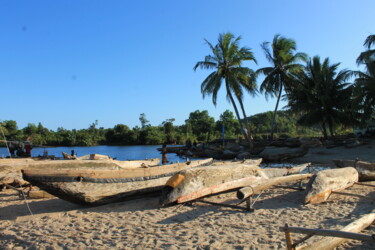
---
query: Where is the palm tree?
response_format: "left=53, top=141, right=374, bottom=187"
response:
left=353, top=64, right=375, bottom=121
left=357, top=34, right=375, bottom=65
left=287, top=56, right=353, bottom=139
left=353, top=34, right=375, bottom=122
left=194, top=33, right=257, bottom=146
left=257, top=34, right=307, bottom=140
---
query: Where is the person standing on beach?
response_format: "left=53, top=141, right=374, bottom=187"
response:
left=25, top=141, right=32, bottom=157
left=162, top=142, right=168, bottom=164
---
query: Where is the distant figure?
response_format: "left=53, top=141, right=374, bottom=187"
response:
left=71, top=150, right=75, bottom=157
left=162, top=142, right=168, bottom=165
left=25, top=142, right=32, bottom=157
left=8, top=142, right=15, bottom=157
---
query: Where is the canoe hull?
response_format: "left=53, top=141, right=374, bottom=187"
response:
left=159, top=164, right=268, bottom=206
left=22, top=158, right=213, bottom=205
left=304, top=167, right=359, bottom=204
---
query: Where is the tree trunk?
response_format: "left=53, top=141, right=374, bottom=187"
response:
left=270, top=83, right=283, bottom=140
left=238, top=98, right=253, bottom=148
left=321, top=122, right=328, bottom=139
left=225, top=81, right=249, bottom=142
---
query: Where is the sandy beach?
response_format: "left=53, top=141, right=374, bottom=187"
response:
left=1, top=143, right=375, bottom=249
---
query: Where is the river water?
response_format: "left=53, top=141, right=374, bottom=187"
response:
left=0, top=145, right=187, bottom=163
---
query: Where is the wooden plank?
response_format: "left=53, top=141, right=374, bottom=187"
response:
left=237, top=174, right=312, bottom=199
left=284, top=224, right=295, bottom=250
left=295, top=212, right=375, bottom=250
left=285, top=226, right=375, bottom=242
left=176, top=176, right=267, bottom=204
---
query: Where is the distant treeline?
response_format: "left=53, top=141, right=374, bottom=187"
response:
left=0, top=110, right=325, bottom=147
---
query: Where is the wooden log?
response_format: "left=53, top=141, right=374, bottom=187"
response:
left=237, top=174, right=313, bottom=199
left=284, top=223, right=295, bottom=250
left=284, top=227, right=375, bottom=242
left=177, top=175, right=267, bottom=204
left=295, top=211, right=375, bottom=250
left=262, top=163, right=310, bottom=178
left=304, top=167, right=359, bottom=204
left=28, top=190, right=55, bottom=199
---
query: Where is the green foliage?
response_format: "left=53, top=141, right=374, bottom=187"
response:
left=287, top=56, right=353, bottom=138
left=185, top=110, right=215, bottom=142
left=215, top=110, right=241, bottom=138
left=194, top=32, right=257, bottom=143
left=257, top=34, right=307, bottom=139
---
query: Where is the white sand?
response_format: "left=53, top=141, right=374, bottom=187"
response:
left=1, top=180, right=374, bottom=249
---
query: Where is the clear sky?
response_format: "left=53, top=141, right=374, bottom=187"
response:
left=1, top=0, right=374, bottom=130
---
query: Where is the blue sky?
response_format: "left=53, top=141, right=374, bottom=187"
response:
left=0, top=0, right=374, bottom=130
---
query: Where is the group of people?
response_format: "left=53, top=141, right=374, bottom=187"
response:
left=8, top=141, right=33, bottom=157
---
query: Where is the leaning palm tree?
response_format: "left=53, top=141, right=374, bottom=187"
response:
left=287, top=56, right=353, bottom=139
left=257, top=34, right=307, bottom=140
left=194, top=33, right=257, bottom=146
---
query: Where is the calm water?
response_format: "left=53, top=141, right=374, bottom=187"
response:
left=0, top=145, right=187, bottom=163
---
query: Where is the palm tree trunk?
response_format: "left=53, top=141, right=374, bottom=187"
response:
left=321, top=122, right=328, bottom=139
left=238, top=98, right=253, bottom=148
left=225, top=81, right=249, bottom=143
left=270, top=84, right=283, bottom=140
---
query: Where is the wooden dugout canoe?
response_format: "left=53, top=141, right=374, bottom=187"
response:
left=21, top=158, right=213, bottom=205
left=333, top=159, right=375, bottom=181
left=159, top=163, right=309, bottom=206
left=0, top=157, right=161, bottom=185
left=304, top=167, right=359, bottom=204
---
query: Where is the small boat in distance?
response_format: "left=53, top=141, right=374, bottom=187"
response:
left=22, top=158, right=213, bottom=205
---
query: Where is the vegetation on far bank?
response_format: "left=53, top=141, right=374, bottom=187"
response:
left=0, top=110, right=323, bottom=147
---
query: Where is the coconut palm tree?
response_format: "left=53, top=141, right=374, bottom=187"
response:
left=353, top=64, right=375, bottom=121
left=357, top=34, right=375, bottom=65
left=353, top=34, right=375, bottom=125
left=257, top=34, right=307, bottom=140
left=287, top=56, right=353, bottom=139
left=194, top=32, right=257, bottom=146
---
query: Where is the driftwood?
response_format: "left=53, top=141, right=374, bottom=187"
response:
left=304, top=167, right=359, bottom=204
left=237, top=173, right=313, bottom=199
left=291, top=211, right=375, bottom=250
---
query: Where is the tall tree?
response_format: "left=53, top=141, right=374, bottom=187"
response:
left=257, top=34, right=307, bottom=140
left=194, top=32, right=257, bottom=147
left=287, top=56, right=353, bottom=139
left=356, top=34, right=375, bottom=65
left=354, top=34, right=375, bottom=123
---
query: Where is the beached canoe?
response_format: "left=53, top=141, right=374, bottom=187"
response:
left=0, top=157, right=161, bottom=186
left=304, top=167, right=359, bottom=204
left=159, top=163, right=309, bottom=206
left=211, top=158, right=263, bottom=166
left=21, top=158, right=213, bottom=205
left=259, top=146, right=308, bottom=162
left=333, top=159, right=375, bottom=181
left=159, top=164, right=268, bottom=206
